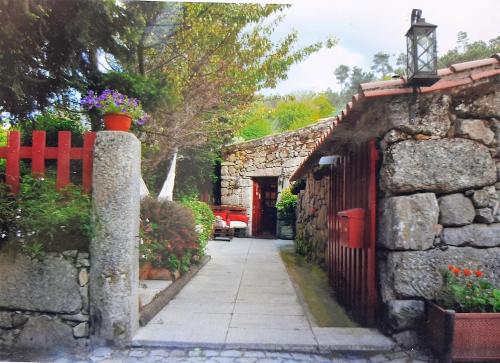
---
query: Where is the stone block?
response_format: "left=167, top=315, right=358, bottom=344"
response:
left=381, top=139, right=496, bottom=194
left=73, top=322, right=89, bottom=338
left=475, top=208, right=495, bottom=223
left=0, top=253, right=81, bottom=313
left=392, top=330, right=419, bottom=349
left=78, top=269, right=89, bottom=286
left=386, top=300, right=424, bottom=331
left=441, top=223, right=500, bottom=247
left=455, top=119, right=495, bottom=146
left=380, top=247, right=500, bottom=301
left=378, top=193, right=439, bottom=251
left=453, top=83, right=500, bottom=118
left=17, top=316, right=77, bottom=349
left=0, top=312, right=27, bottom=329
left=384, top=93, right=452, bottom=136
left=438, top=193, right=475, bottom=226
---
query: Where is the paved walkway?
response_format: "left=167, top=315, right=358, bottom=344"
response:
left=133, top=238, right=393, bottom=352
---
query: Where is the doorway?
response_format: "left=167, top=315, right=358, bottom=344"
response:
left=251, top=177, right=278, bottom=237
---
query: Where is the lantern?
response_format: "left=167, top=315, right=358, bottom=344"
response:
left=406, top=9, right=439, bottom=87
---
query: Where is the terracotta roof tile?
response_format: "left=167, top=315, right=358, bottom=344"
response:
left=360, top=78, right=405, bottom=91
left=450, top=58, right=498, bottom=72
left=470, top=69, right=500, bottom=81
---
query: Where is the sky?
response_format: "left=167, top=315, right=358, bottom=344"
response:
left=257, top=0, right=500, bottom=95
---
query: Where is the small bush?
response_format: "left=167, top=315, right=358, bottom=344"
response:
left=180, top=196, right=215, bottom=256
left=140, top=197, right=199, bottom=272
left=0, top=174, right=92, bottom=255
left=276, top=187, right=298, bottom=223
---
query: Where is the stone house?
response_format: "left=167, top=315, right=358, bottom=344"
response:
left=290, top=54, right=500, bottom=346
left=220, top=119, right=333, bottom=237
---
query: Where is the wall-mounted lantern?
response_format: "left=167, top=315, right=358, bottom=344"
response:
left=406, top=9, right=439, bottom=87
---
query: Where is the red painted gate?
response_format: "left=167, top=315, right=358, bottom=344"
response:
left=327, top=139, right=379, bottom=325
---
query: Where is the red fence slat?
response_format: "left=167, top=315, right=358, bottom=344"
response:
left=82, top=132, right=96, bottom=193
left=56, top=131, right=71, bottom=191
left=31, top=131, right=46, bottom=176
left=327, top=140, right=378, bottom=326
left=5, top=131, right=21, bottom=193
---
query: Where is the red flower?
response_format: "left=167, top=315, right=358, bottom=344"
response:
left=448, top=265, right=455, bottom=271
left=452, top=267, right=461, bottom=276
left=475, top=270, right=484, bottom=278
left=463, top=268, right=472, bottom=276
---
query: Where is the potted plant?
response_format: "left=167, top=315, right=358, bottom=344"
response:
left=426, top=264, right=500, bottom=362
left=81, top=89, right=149, bottom=131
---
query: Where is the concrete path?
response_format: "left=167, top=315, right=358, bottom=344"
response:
left=133, top=238, right=394, bottom=352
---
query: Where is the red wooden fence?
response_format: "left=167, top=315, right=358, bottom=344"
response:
left=327, top=139, right=379, bottom=325
left=0, top=131, right=96, bottom=194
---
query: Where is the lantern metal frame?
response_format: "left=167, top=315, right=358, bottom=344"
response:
left=406, top=9, right=440, bottom=87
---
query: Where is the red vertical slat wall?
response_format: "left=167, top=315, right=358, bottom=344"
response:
left=327, top=139, right=378, bottom=325
left=0, top=130, right=96, bottom=194
left=5, top=131, right=21, bottom=194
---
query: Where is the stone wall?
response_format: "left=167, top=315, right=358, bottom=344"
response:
left=0, top=249, right=90, bottom=351
left=221, top=119, right=333, bottom=235
left=377, top=82, right=500, bottom=347
left=295, top=172, right=330, bottom=266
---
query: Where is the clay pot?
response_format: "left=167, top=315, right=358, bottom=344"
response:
left=148, top=267, right=173, bottom=280
left=139, top=261, right=152, bottom=280
left=103, top=113, right=132, bottom=131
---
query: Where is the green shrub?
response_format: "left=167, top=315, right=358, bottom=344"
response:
left=0, top=174, right=92, bottom=255
left=276, top=187, right=298, bottom=223
left=17, top=175, right=92, bottom=252
left=140, top=197, right=199, bottom=273
left=180, top=196, right=215, bottom=257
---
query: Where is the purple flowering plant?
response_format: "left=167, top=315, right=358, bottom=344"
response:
left=81, top=89, right=150, bottom=125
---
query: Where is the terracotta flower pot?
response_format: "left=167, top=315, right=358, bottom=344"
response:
left=426, top=301, right=500, bottom=362
left=139, top=261, right=152, bottom=280
left=103, top=113, right=132, bottom=131
left=148, top=267, right=173, bottom=281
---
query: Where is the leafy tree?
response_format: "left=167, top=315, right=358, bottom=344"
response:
left=0, top=0, right=130, bottom=123
left=236, top=103, right=273, bottom=140
left=334, top=65, right=350, bottom=90
left=438, top=32, right=500, bottom=68
left=371, top=52, right=393, bottom=77
left=311, top=94, right=335, bottom=118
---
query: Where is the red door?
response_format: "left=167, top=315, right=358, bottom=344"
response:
left=252, top=178, right=278, bottom=236
left=252, top=180, right=261, bottom=236
left=327, top=139, right=379, bottom=325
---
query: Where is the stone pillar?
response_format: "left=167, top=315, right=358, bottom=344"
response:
left=90, top=132, right=140, bottom=346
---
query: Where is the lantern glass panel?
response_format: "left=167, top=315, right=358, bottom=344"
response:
left=415, top=28, right=436, bottom=73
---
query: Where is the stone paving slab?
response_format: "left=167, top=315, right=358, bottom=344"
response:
left=133, top=238, right=396, bottom=353
left=0, top=346, right=436, bottom=363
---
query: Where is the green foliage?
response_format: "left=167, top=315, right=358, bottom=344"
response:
left=438, top=33, right=500, bottom=68
left=0, top=175, right=92, bottom=254
left=20, top=109, right=86, bottom=147
left=294, top=237, right=311, bottom=257
left=276, top=187, right=297, bottom=223
left=16, top=175, right=92, bottom=252
left=180, top=196, right=215, bottom=257
left=273, top=99, right=316, bottom=131
left=140, top=197, right=200, bottom=272
left=236, top=103, right=274, bottom=140
left=371, top=52, right=393, bottom=77
left=437, top=266, right=500, bottom=313
left=0, top=0, right=130, bottom=122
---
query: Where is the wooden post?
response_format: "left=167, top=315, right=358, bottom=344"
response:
left=31, top=131, right=46, bottom=177
left=6, top=131, right=21, bottom=193
left=56, top=131, right=71, bottom=190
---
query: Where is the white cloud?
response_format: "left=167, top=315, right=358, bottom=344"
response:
left=265, top=0, right=499, bottom=95
left=261, top=46, right=364, bottom=95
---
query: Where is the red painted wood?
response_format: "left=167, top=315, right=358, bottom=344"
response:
left=56, top=131, right=71, bottom=191
left=252, top=180, right=261, bottom=236
left=5, top=131, right=21, bottom=193
left=1, top=131, right=96, bottom=194
left=82, top=132, right=96, bottom=193
left=327, top=140, right=378, bottom=325
left=31, top=131, right=46, bottom=176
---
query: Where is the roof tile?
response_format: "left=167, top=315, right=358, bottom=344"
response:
left=450, top=58, right=498, bottom=72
